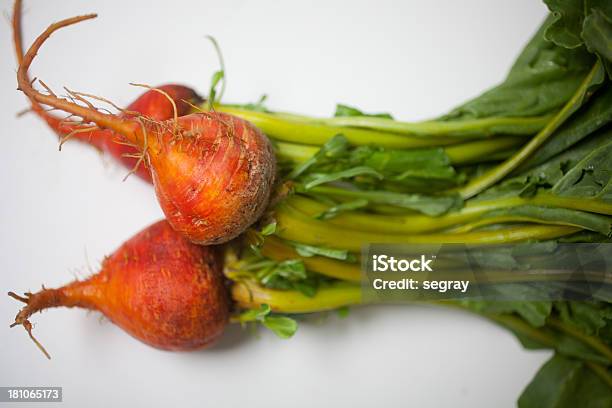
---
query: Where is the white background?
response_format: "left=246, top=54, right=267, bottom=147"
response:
left=0, top=1, right=551, bottom=407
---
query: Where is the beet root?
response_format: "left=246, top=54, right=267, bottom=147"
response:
left=13, top=0, right=202, bottom=182
left=16, top=12, right=276, bottom=245
left=104, top=84, right=203, bottom=181
left=9, top=220, right=230, bottom=356
left=147, top=112, right=276, bottom=244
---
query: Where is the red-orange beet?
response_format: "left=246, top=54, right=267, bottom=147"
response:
left=103, top=85, right=203, bottom=181
left=13, top=0, right=201, bottom=182
left=16, top=13, right=276, bottom=245
left=9, top=220, right=230, bottom=356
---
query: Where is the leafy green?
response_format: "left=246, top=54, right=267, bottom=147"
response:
left=237, top=304, right=298, bottom=339
left=520, top=85, right=612, bottom=170
left=544, top=0, right=585, bottom=48
left=223, top=5, right=612, bottom=407
left=303, top=166, right=383, bottom=189
left=304, top=185, right=462, bottom=216
left=464, top=300, right=552, bottom=327
left=552, top=139, right=612, bottom=201
left=289, top=134, right=461, bottom=193
left=336, top=306, right=351, bottom=318
left=444, top=15, right=595, bottom=121
left=544, top=0, right=612, bottom=76
left=262, top=316, right=298, bottom=339
left=237, top=303, right=272, bottom=323
left=259, top=259, right=307, bottom=283
left=475, top=128, right=612, bottom=201
left=518, top=354, right=612, bottom=408
left=315, top=199, right=369, bottom=220
left=287, top=134, right=349, bottom=179
left=260, top=221, right=277, bottom=236
left=555, top=302, right=612, bottom=338
left=257, top=259, right=322, bottom=297
left=334, top=103, right=393, bottom=119
left=290, top=242, right=353, bottom=261
left=359, top=146, right=461, bottom=189
left=582, top=8, right=612, bottom=76
left=482, top=205, right=612, bottom=235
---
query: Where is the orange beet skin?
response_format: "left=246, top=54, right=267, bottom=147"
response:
left=10, top=220, right=230, bottom=354
left=147, top=112, right=276, bottom=244
left=16, top=13, right=276, bottom=245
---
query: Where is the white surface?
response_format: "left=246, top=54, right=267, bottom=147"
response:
left=0, top=1, right=551, bottom=407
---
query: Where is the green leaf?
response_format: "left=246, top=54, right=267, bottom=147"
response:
left=334, top=103, right=393, bottom=119
left=262, top=316, right=298, bottom=339
left=259, top=259, right=307, bottom=285
left=543, top=0, right=612, bottom=77
left=476, top=128, right=612, bottom=201
left=288, top=134, right=349, bottom=179
left=472, top=301, right=553, bottom=327
left=544, top=0, right=585, bottom=48
left=236, top=305, right=298, bottom=339
left=315, top=199, right=369, bottom=220
left=360, top=147, right=458, bottom=183
left=237, top=304, right=271, bottom=323
left=292, top=242, right=352, bottom=261
left=261, top=221, right=277, bottom=236
left=520, top=85, right=612, bottom=170
left=303, top=166, right=383, bottom=189
left=552, top=139, right=612, bottom=201
left=582, top=7, right=612, bottom=76
left=292, top=279, right=319, bottom=297
left=555, top=302, right=612, bottom=337
left=518, top=354, right=612, bottom=408
left=444, top=15, right=595, bottom=121
left=555, top=334, right=611, bottom=364
left=483, top=205, right=612, bottom=236
left=336, top=306, right=350, bottom=318
left=311, top=187, right=462, bottom=216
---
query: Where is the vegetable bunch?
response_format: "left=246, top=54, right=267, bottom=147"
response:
left=9, top=1, right=612, bottom=407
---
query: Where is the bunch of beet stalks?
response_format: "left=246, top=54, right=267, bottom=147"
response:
left=8, top=2, right=612, bottom=404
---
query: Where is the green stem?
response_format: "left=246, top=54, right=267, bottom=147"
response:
left=548, top=317, right=612, bottom=362
left=220, top=105, right=548, bottom=138
left=275, top=136, right=524, bottom=166
left=261, top=236, right=361, bottom=282
left=485, top=313, right=557, bottom=347
left=444, top=136, right=524, bottom=164
left=309, top=187, right=612, bottom=215
left=586, top=362, right=612, bottom=388
left=230, top=280, right=612, bottom=387
left=317, top=114, right=550, bottom=137
left=275, top=141, right=318, bottom=162
left=286, top=193, right=611, bottom=235
left=458, top=61, right=603, bottom=199
left=275, top=203, right=580, bottom=251
left=448, top=212, right=609, bottom=235
left=231, top=279, right=362, bottom=313
left=218, top=106, right=462, bottom=148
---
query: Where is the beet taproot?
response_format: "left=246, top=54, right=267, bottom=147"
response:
left=16, top=12, right=276, bottom=245
left=12, top=0, right=202, bottom=182
left=9, top=220, right=230, bottom=356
